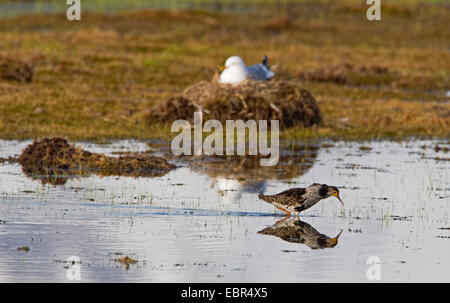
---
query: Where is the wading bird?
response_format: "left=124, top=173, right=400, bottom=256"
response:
left=258, top=183, right=344, bottom=217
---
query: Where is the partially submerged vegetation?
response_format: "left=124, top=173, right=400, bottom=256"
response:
left=18, top=137, right=174, bottom=185
left=0, top=1, right=448, bottom=140
left=114, top=254, right=138, bottom=270
left=17, top=246, right=30, bottom=252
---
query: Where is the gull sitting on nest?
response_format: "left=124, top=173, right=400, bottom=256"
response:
left=219, top=55, right=275, bottom=85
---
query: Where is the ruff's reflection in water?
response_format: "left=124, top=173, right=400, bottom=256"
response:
left=258, top=218, right=343, bottom=249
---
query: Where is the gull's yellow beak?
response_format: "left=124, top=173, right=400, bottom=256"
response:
left=220, top=65, right=225, bottom=72
left=333, top=192, right=344, bottom=207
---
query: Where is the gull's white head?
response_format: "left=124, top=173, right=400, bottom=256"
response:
left=219, top=56, right=247, bottom=84
left=224, top=56, right=246, bottom=68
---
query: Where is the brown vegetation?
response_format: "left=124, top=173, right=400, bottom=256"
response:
left=147, top=80, right=321, bottom=128
left=0, top=55, right=33, bottom=82
left=297, top=63, right=392, bottom=86
left=18, top=137, right=174, bottom=185
left=114, top=254, right=138, bottom=270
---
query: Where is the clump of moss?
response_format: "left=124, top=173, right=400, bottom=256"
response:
left=114, top=255, right=138, bottom=270
left=146, top=80, right=321, bottom=129
left=261, top=15, right=295, bottom=31
left=297, top=63, right=395, bottom=86
left=0, top=55, right=33, bottom=82
left=17, top=246, right=30, bottom=252
left=18, top=137, right=175, bottom=185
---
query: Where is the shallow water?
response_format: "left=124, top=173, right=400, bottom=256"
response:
left=0, top=139, right=449, bottom=282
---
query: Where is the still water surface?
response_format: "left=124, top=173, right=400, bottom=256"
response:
left=0, top=139, right=448, bottom=282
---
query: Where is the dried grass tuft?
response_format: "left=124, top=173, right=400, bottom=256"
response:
left=0, top=55, right=33, bottom=82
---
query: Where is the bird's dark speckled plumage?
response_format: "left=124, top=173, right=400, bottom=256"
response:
left=258, top=183, right=343, bottom=216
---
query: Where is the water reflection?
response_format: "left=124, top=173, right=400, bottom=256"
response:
left=258, top=218, right=343, bottom=249
left=185, top=146, right=319, bottom=204
left=14, top=139, right=319, bottom=190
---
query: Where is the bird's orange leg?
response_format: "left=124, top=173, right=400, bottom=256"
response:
left=274, top=206, right=291, bottom=224
left=275, top=205, right=291, bottom=218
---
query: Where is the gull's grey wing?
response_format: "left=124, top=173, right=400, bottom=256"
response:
left=246, top=64, right=270, bottom=80
left=246, top=63, right=275, bottom=80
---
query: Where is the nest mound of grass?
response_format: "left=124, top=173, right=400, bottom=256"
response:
left=147, top=80, right=321, bottom=128
left=18, top=137, right=174, bottom=185
left=0, top=56, right=33, bottom=82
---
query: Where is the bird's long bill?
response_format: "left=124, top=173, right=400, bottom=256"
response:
left=330, top=230, right=343, bottom=245
left=333, top=193, right=344, bottom=207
